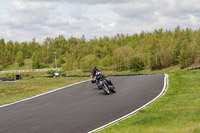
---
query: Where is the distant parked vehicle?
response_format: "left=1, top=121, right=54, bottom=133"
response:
left=0, top=77, right=14, bottom=81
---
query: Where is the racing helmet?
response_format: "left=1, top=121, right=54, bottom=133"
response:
left=93, top=66, right=96, bottom=69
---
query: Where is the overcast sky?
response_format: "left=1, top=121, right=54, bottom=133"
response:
left=0, top=0, right=200, bottom=43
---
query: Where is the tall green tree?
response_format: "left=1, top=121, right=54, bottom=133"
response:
left=27, top=38, right=40, bottom=58
left=80, top=55, right=98, bottom=72
left=0, top=39, right=6, bottom=66
left=32, top=52, right=40, bottom=69
left=147, top=36, right=161, bottom=70
left=16, top=51, right=24, bottom=67
left=20, top=42, right=28, bottom=58
left=178, top=40, right=194, bottom=68
left=4, top=41, right=14, bottom=66
left=13, top=42, right=20, bottom=57
left=130, top=55, right=144, bottom=71
left=113, top=46, right=134, bottom=71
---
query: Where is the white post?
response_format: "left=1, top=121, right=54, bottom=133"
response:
left=54, top=52, right=59, bottom=77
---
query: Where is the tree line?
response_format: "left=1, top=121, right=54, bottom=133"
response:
left=0, top=26, right=199, bottom=72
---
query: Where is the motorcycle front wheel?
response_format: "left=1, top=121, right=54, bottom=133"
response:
left=103, top=84, right=110, bottom=95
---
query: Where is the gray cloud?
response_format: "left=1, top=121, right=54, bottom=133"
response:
left=1, top=0, right=200, bottom=43
left=12, top=0, right=55, bottom=13
left=156, top=0, right=200, bottom=18
left=25, top=0, right=133, bottom=4
left=111, top=1, right=154, bottom=19
left=0, top=0, right=104, bottom=42
left=110, top=0, right=200, bottom=19
left=109, top=0, right=200, bottom=32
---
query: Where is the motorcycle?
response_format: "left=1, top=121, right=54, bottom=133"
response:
left=91, top=70, right=116, bottom=94
left=92, top=76, right=103, bottom=89
left=99, top=78, right=116, bottom=95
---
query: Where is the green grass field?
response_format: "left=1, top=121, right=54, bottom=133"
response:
left=98, top=69, right=200, bottom=133
left=2, top=59, right=33, bottom=71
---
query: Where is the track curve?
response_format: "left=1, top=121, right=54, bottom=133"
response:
left=0, top=74, right=165, bottom=133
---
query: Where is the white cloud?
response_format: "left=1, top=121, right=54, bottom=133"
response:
left=25, top=0, right=133, bottom=4
left=111, top=1, right=154, bottom=19
left=0, top=0, right=200, bottom=43
left=0, top=14, right=17, bottom=25
left=13, top=0, right=54, bottom=12
left=163, top=0, right=200, bottom=15
left=45, top=16, right=69, bottom=27
left=109, top=0, right=200, bottom=32
left=188, top=14, right=197, bottom=25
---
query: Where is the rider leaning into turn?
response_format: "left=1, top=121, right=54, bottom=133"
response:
left=90, top=66, right=100, bottom=78
left=96, top=72, right=114, bottom=87
left=91, top=66, right=115, bottom=91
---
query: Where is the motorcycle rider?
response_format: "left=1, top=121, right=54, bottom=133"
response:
left=90, top=66, right=101, bottom=83
left=95, top=71, right=116, bottom=93
left=90, top=66, right=98, bottom=78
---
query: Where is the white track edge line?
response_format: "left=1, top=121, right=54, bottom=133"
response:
left=88, top=73, right=168, bottom=133
left=0, top=79, right=91, bottom=109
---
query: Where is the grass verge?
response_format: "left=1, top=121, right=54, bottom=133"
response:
left=98, top=69, right=200, bottom=133
left=2, top=59, right=32, bottom=71
left=0, top=77, right=89, bottom=105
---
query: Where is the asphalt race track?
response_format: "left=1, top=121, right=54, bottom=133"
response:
left=0, top=74, right=165, bottom=133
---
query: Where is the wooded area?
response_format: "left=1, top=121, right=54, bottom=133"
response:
left=0, top=26, right=199, bottom=72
